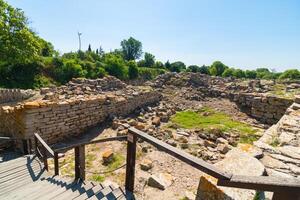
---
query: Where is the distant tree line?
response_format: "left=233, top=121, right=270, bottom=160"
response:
left=0, top=0, right=299, bottom=89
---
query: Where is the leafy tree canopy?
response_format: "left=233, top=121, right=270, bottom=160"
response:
left=144, top=52, right=155, bottom=67
left=120, top=37, right=142, bottom=61
left=209, top=61, right=228, bottom=76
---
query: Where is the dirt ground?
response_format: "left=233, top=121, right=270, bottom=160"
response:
left=49, top=87, right=267, bottom=200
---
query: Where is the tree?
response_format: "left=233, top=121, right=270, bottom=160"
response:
left=88, top=44, right=92, bottom=52
left=222, top=68, right=235, bottom=77
left=98, top=46, right=104, bottom=56
left=96, top=49, right=99, bottom=54
left=103, top=54, right=127, bottom=80
left=128, top=61, right=139, bottom=79
left=279, top=69, right=300, bottom=80
left=144, top=52, right=155, bottom=67
left=165, top=60, right=172, bottom=71
left=199, top=65, right=209, bottom=74
left=187, top=65, right=200, bottom=73
left=245, top=70, right=257, bottom=79
left=0, top=0, right=42, bottom=64
left=39, top=39, right=55, bottom=57
left=209, top=61, right=227, bottom=76
left=154, top=61, right=164, bottom=69
left=120, top=37, right=142, bottom=61
left=170, top=61, right=186, bottom=72
left=232, top=69, right=245, bottom=78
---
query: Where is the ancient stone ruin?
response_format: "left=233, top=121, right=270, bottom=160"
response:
left=1, top=73, right=299, bottom=200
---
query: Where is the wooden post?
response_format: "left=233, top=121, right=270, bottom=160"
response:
left=22, top=139, right=28, bottom=155
left=42, top=147, right=48, bottom=171
left=28, top=139, right=32, bottom=154
left=54, top=152, right=59, bottom=176
left=125, top=132, right=137, bottom=193
left=75, top=145, right=85, bottom=180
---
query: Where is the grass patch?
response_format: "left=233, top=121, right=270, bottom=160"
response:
left=170, top=107, right=259, bottom=144
left=268, top=84, right=300, bottom=99
left=106, top=153, right=125, bottom=171
left=90, top=175, right=105, bottom=183
left=170, top=107, right=256, bottom=135
left=270, top=137, right=280, bottom=147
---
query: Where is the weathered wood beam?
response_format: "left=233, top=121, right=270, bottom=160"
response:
left=125, top=132, right=137, bottom=193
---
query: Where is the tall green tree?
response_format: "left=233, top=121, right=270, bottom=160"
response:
left=209, top=61, right=227, bottom=76
left=0, top=0, right=42, bottom=64
left=120, top=37, right=142, bottom=61
left=170, top=61, right=186, bottom=72
left=88, top=44, right=92, bottom=52
left=128, top=61, right=139, bottom=79
left=144, top=52, right=155, bottom=67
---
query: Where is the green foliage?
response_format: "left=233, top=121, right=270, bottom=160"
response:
left=120, top=37, right=143, bottom=61
left=232, top=69, right=245, bottom=78
left=222, top=68, right=235, bottom=77
left=103, top=54, right=127, bottom=80
left=0, top=0, right=43, bottom=64
left=170, top=61, right=186, bottom=72
left=128, top=61, right=139, bottom=79
left=164, top=60, right=172, bottom=71
left=187, top=65, right=200, bottom=73
left=138, top=68, right=166, bottom=80
left=90, top=175, right=105, bottom=183
left=144, top=52, right=155, bottom=67
left=199, top=65, right=210, bottom=74
left=209, top=61, right=227, bottom=76
left=0, top=61, right=44, bottom=88
left=279, top=69, right=300, bottom=80
left=106, top=153, right=125, bottom=171
left=245, top=70, right=257, bottom=79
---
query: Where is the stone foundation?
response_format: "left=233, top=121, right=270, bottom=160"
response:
left=0, top=87, right=162, bottom=144
left=0, top=89, right=35, bottom=104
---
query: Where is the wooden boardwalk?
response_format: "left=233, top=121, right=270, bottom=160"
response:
left=0, top=152, right=128, bottom=200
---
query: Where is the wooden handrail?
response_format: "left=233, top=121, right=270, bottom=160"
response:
left=128, top=127, right=232, bottom=180
left=55, top=136, right=127, bottom=152
left=34, top=133, right=55, bottom=158
left=127, top=127, right=300, bottom=200
left=0, top=136, right=15, bottom=140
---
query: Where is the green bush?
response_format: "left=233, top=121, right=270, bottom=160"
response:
left=279, top=69, right=300, bottom=80
left=104, top=54, right=127, bottom=80
left=128, top=61, right=139, bottom=79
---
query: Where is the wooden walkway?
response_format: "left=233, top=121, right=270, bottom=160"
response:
left=0, top=152, right=128, bottom=200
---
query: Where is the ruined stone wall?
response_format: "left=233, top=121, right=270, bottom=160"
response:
left=230, top=93, right=294, bottom=124
left=0, top=89, right=162, bottom=144
left=0, top=89, right=35, bottom=104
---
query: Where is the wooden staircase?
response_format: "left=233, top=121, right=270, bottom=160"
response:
left=0, top=154, right=127, bottom=200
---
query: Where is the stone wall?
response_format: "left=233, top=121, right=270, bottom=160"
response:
left=0, top=87, right=162, bottom=144
left=230, top=93, right=294, bottom=124
left=0, top=89, right=35, bottom=104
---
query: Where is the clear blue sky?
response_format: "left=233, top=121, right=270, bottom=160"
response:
left=7, top=0, right=300, bottom=71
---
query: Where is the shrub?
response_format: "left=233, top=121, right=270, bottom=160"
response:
left=279, top=69, right=300, bottom=80
left=104, top=54, right=127, bottom=80
left=128, top=61, right=139, bottom=79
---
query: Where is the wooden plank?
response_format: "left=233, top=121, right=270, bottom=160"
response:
left=0, top=164, right=42, bottom=184
left=90, top=186, right=113, bottom=199
left=125, top=132, right=137, bottom=193
left=33, top=178, right=79, bottom=200
left=55, top=136, right=127, bottom=152
left=53, top=181, right=93, bottom=200
left=217, top=175, right=300, bottom=193
left=129, top=127, right=232, bottom=180
left=34, top=133, right=54, bottom=157
left=0, top=161, right=40, bottom=179
left=73, top=184, right=103, bottom=200
left=0, top=158, right=40, bottom=175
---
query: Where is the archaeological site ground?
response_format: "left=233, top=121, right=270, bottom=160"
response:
left=1, top=72, right=300, bottom=200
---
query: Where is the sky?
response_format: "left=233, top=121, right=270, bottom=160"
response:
left=7, top=0, right=300, bottom=72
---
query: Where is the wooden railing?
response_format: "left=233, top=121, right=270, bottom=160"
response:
left=126, top=127, right=300, bottom=200
left=30, top=130, right=300, bottom=200
left=0, top=136, right=31, bottom=154
left=54, top=136, right=127, bottom=180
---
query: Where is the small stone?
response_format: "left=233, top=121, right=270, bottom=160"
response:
left=204, top=140, right=217, bottom=148
left=140, top=159, right=153, bottom=171
left=152, top=117, right=161, bottom=126
left=102, top=149, right=114, bottom=165
left=177, top=131, right=190, bottom=137
left=216, top=137, right=228, bottom=144
left=216, top=143, right=230, bottom=154
left=117, top=129, right=128, bottom=136
left=135, top=122, right=146, bottom=130
left=147, top=173, right=173, bottom=190
left=184, top=191, right=196, bottom=200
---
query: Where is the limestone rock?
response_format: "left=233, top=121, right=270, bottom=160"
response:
left=217, top=143, right=230, bottom=154
left=260, top=155, right=290, bottom=170
left=152, top=117, right=161, bottom=126
left=237, top=143, right=263, bottom=159
left=147, top=173, right=173, bottom=190
left=140, top=159, right=153, bottom=171
left=102, top=149, right=114, bottom=165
